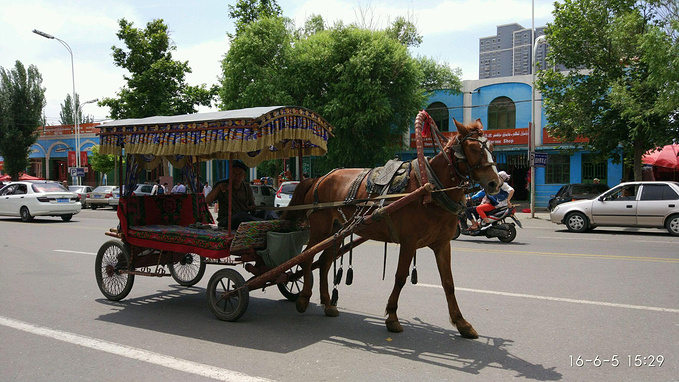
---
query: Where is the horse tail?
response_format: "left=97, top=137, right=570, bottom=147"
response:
left=280, top=178, right=317, bottom=222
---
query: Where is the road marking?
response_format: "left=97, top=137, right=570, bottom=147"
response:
left=451, top=247, right=679, bottom=263
left=417, top=284, right=679, bottom=313
left=54, top=249, right=96, bottom=256
left=0, top=316, right=272, bottom=382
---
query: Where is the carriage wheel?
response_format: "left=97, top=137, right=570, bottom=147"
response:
left=95, top=240, right=134, bottom=301
left=207, top=268, right=249, bottom=321
left=168, top=253, right=206, bottom=286
left=277, top=264, right=313, bottom=302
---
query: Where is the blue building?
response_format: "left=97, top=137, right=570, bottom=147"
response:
left=400, top=75, right=623, bottom=209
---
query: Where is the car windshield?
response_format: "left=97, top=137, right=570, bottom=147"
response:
left=93, top=186, right=115, bottom=192
left=33, top=183, right=68, bottom=193
left=280, top=183, right=298, bottom=194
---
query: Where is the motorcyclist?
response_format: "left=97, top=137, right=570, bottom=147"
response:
left=468, top=171, right=514, bottom=230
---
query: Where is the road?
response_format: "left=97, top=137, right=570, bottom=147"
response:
left=0, top=208, right=677, bottom=381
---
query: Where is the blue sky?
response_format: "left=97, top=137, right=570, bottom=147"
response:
left=1, top=0, right=554, bottom=124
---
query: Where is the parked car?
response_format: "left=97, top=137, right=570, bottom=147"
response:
left=0, top=181, right=81, bottom=222
left=550, top=181, right=679, bottom=235
left=274, top=181, right=299, bottom=208
left=548, top=183, right=610, bottom=211
left=252, top=184, right=276, bottom=206
left=86, top=185, right=119, bottom=210
left=108, top=189, right=120, bottom=211
left=132, top=183, right=155, bottom=196
left=68, top=185, right=94, bottom=208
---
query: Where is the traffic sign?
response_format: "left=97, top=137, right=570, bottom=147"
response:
left=530, top=152, right=548, bottom=168
left=68, top=167, right=86, bottom=177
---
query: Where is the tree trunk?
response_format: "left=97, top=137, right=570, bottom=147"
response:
left=633, top=137, right=644, bottom=181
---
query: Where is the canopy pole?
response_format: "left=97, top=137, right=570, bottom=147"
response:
left=297, top=140, right=304, bottom=180
left=228, top=158, right=233, bottom=235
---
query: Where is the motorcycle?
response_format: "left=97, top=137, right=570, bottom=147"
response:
left=452, top=205, right=522, bottom=242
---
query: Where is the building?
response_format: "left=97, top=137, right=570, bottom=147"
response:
left=399, top=75, right=624, bottom=209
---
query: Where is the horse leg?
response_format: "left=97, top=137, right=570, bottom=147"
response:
left=318, top=244, right=339, bottom=317
left=430, top=240, right=479, bottom=339
left=295, top=215, right=334, bottom=314
left=384, top=242, right=416, bottom=333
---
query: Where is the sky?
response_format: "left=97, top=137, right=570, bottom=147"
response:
left=0, top=0, right=555, bottom=125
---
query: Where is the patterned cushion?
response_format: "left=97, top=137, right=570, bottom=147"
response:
left=230, top=220, right=298, bottom=252
left=123, top=194, right=214, bottom=227
left=127, top=225, right=232, bottom=252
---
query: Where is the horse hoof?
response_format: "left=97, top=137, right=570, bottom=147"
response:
left=458, top=323, right=479, bottom=339
left=324, top=306, right=339, bottom=317
left=296, top=297, right=309, bottom=313
left=386, top=319, right=403, bottom=333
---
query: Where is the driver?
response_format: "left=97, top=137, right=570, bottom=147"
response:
left=470, top=171, right=514, bottom=230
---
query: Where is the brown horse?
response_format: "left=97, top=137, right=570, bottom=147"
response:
left=283, top=117, right=501, bottom=339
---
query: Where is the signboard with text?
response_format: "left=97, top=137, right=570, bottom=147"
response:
left=68, top=151, right=76, bottom=167
left=409, top=127, right=529, bottom=148
left=531, top=152, right=548, bottom=168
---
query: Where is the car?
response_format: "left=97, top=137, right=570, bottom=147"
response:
left=274, top=181, right=299, bottom=208
left=108, top=189, right=120, bottom=211
left=550, top=181, right=679, bottom=235
left=0, top=181, right=81, bottom=222
left=86, top=185, right=119, bottom=209
left=132, top=183, right=155, bottom=196
left=251, top=183, right=276, bottom=207
left=68, top=185, right=94, bottom=208
left=548, top=183, right=610, bottom=211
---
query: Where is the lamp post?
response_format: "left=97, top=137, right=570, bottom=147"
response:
left=32, top=29, right=80, bottom=184
left=531, top=32, right=546, bottom=218
left=78, top=98, right=98, bottom=184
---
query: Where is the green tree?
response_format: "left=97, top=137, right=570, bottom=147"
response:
left=59, top=93, right=93, bottom=125
left=228, top=0, right=282, bottom=38
left=100, top=18, right=216, bottom=119
left=89, top=145, right=116, bottom=185
left=220, top=15, right=462, bottom=170
left=0, top=61, right=45, bottom=180
left=537, top=0, right=679, bottom=180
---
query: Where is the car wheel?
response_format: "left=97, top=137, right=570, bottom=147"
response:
left=665, top=214, right=679, bottom=236
left=565, top=212, right=588, bottom=233
left=61, top=214, right=73, bottom=222
left=111, top=205, right=118, bottom=211
left=20, top=206, right=33, bottom=222
left=91, top=205, right=98, bottom=210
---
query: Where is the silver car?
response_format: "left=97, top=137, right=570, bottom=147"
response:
left=86, top=185, right=119, bottom=210
left=550, top=181, right=679, bottom=235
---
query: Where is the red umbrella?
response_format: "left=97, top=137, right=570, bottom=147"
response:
left=18, top=173, right=43, bottom=180
left=642, top=144, right=679, bottom=170
left=0, top=174, right=10, bottom=181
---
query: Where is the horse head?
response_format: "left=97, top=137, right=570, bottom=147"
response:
left=451, top=118, right=501, bottom=195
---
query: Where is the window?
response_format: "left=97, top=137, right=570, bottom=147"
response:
left=546, top=154, right=570, bottom=183
left=640, top=184, right=679, bottom=201
left=425, top=101, right=450, bottom=132
left=581, top=154, right=607, bottom=184
left=487, top=97, right=516, bottom=130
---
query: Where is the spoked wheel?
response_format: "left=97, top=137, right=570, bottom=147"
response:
left=168, top=253, right=206, bottom=286
left=95, top=240, right=134, bottom=301
left=498, top=224, right=517, bottom=242
left=207, top=268, right=249, bottom=321
left=277, top=264, right=313, bottom=302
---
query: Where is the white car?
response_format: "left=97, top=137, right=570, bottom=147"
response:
left=0, top=181, right=81, bottom=222
left=68, top=185, right=94, bottom=209
left=275, top=181, right=299, bottom=208
left=252, top=184, right=276, bottom=206
left=550, top=181, right=679, bottom=235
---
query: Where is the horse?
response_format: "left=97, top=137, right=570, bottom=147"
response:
left=282, top=116, right=501, bottom=339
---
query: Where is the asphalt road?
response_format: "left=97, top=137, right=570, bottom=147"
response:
left=0, top=208, right=677, bottom=381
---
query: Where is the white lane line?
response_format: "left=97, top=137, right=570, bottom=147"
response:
left=54, top=249, right=96, bottom=255
left=416, top=284, right=679, bottom=314
left=0, top=316, right=272, bottom=382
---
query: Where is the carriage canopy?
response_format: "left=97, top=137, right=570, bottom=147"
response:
left=98, top=106, right=334, bottom=167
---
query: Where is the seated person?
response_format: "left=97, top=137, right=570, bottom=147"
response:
left=619, top=187, right=635, bottom=200
left=205, top=160, right=277, bottom=229
left=472, top=171, right=514, bottom=230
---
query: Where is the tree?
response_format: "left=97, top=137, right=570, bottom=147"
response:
left=59, top=93, right=93, bottom=125
left=220, top=15, right=462, bottom=171
left=0, top=61, right=45, bottom=180
left=537, top=0, right=679, bottom=180
left=228, top=0, right=282, bottom=38
left=89, top=145, right=116, bottom=185
left=100, top=18, right=216, bottom=119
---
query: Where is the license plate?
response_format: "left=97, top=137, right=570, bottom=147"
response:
left=94, top=195, right=101, bottom=198
left=57, top=198, right=68, bottom=203
left=286, top=194, right=292, bottom=199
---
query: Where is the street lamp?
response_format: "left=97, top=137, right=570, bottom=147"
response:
left=531, top=33, right=546, bottom=218
left=32, top=29, right=81, bottom=184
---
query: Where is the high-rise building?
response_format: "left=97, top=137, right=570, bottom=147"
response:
left=479, top=23, right=549, bottom=79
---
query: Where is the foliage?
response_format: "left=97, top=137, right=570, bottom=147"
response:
left=537, top=0, right=679, bottom=180
left=59, top=93, right=94, bottom=125
left=100, top=18, right=216, bottom=119
left=256, top=159, right=283, bottom=178
left=228, top=0, right=282, bottom=38
left=385, top=15, right=423, bottom=47
left=220, top=15, right=462, bottom=171
left=89, top=145, right=116, bottom=176
left=0, top=61, right=45, bottom=179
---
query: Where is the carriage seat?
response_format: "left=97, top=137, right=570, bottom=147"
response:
left=118, top=194, right=232, bottom=258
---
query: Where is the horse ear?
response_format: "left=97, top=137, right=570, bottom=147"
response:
left=453, top=118, right=466, bottom=133
left=474, top=118, right=484, bottom=130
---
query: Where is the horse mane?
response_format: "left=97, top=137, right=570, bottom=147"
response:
left=280, top=177, right=317, bottom=222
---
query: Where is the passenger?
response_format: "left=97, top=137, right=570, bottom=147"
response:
left=205, top=160, right=277, bottom=229
left=475, top=171, right=514, bottom=230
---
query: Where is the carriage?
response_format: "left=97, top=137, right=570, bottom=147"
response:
left=94, top=106, right=501, bottom=338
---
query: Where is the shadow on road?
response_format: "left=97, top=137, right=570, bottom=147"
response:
left=96, top=285, right=561, bottom=381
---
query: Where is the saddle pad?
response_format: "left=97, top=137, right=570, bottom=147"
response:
left=366, top=160, right=411, bottom=195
